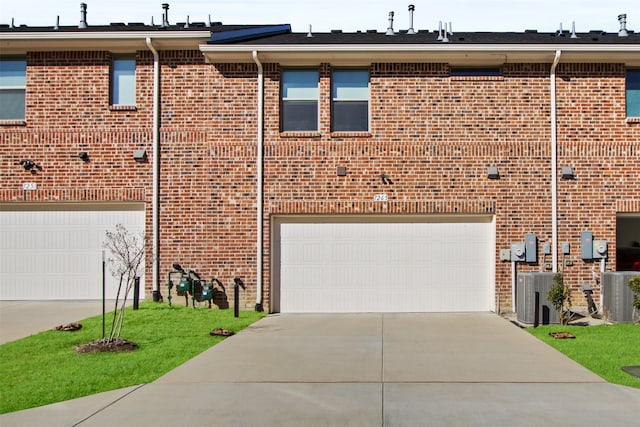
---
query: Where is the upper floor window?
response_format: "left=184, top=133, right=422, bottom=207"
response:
left=331, top=69, right=369, bottom=132
left=111, top=55, right=136, bottom=106
left=0, top=57, right=26, bottom=121
left=281, top=69, right=318, bottom=131
left=626, top=69, right=640, bottom=118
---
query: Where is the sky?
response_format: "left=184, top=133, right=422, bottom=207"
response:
left=1, top=0, right=639, bottom=34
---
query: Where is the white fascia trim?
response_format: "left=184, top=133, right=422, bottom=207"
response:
left=201, top=43, right=640, bottom=54
left=200, top=43, right=640, bottom=66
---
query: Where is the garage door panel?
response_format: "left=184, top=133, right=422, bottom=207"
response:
left=276, top=217, right=494, bottom=313
left=1, top=205, right=144, bottom=300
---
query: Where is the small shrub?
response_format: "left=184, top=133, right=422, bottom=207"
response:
left=548, top=273, right=572, bottom=325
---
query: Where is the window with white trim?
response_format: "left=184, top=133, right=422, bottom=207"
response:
left=281, top=69, right=319, bottom=131
left=111, top=55, right=136, bottom=106
left=331, top=69, right=369, bottom=132
left=626, top=69, right=640, bottom=118
left=0, top=57, right=26, bottom=121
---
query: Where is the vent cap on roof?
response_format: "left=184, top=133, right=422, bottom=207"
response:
left=618, top=13, right=628, bottom=37
left=79, top=3, right=88, bottom=29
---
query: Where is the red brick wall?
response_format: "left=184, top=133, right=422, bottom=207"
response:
left=2, top=53, right=639, bottom=311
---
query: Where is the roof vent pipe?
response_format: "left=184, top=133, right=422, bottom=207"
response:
left=437, top=21, right=443, bottom=40
left=442, top=21, right=449, bottom=42
left=162, top=3, right=170, bottom=27
left=448, top=21, right=453, bottom=35
left=79, top=3, right=88, bottom=29
left=570, top=21, right=578, bottom=38
left=386, top=11, right=395, bottom=35
left=407, top=5, right=416, bottom=35
left=184, top=15, right=190, bottom=29
left=557, top=22, right=563, bottom=36
left=307, top=24, right=313, bottom=37
left=207, top=14, right=212, bottom=27
left=618, top=14, right=628, bottom=37
left=54, top=15, right=60, bottom=30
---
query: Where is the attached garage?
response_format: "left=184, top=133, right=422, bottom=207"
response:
left=0, top=203, right=145, bottom=300
left=271, top=215, right=495, bottom=313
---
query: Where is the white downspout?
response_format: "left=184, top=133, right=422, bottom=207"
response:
left=252, top=50, right=264, bottom=312
left=146, top=37, right=161, bottom=299
left=550, top=50, right=561, bottom=273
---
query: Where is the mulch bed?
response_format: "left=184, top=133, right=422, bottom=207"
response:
left=75, top=338, right=139, bottom=353
left=54, top=322, right=82, bottom=331
left=549, top=332, right=576, bottom=339
left=210, top=328, right=234, bottom=337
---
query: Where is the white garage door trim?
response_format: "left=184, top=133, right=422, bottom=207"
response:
left=271, top=215, right=495, bottom=313
left=0, top=202, right=145, bottom=300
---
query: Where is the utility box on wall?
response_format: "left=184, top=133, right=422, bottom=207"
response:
left=581, top=231, right=593, bottom=260
left=592, top=240, right=608, bottom=259
left=511, top=243, right=525, bottom=262
left=516, top=272, right=558, bottom=325
left=525, top=233, right=537, bottom=263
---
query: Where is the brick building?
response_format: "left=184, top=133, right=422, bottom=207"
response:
left=1, top=8, right=639, bottom=314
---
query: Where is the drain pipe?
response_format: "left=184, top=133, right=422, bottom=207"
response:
left=252, top=50, right=264, bottom=312
left=146, top=37, right=161, bottom=301
left=550, top=50, right=561, bottom=273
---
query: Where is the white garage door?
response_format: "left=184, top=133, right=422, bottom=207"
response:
left=272, top=215, right=494, bottom=313
left=0, top=203, right=145, bottom=300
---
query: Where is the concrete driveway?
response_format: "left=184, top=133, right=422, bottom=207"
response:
left=0, top=300, right=114, bottom=344
left=2, top=311, right=639, bottom=426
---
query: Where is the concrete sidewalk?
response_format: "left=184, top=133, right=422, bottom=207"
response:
left=2, top=312, right=639, bottom=426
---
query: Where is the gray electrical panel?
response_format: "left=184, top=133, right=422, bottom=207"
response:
left=511, top=243, right=525, bottom=262
left=525, top=233, right=537, bottom=263
left=562, top=242, right=570, bottom=255
left=580, top=231, right=593, bottom=260
left=592, top=240, right=608, bottom=259
left=602, top=272, right=635, bottom=323
left=516, top=272, right=558, bottom=325
left=542, top=242, right=551, bottom=255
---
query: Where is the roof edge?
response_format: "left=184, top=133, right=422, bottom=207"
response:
left=208, top=24, right=291, bottom=44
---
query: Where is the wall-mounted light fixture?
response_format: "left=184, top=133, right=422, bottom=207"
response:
left=487, top=166, right=500, bottom=179
left=380, top=173, right=393, bottom=185
left=133, top=150, right=148, bottom=163
left=18, top=159, right=43, bottom=174
left=77, top=151, right=90, bottom=162
left=561, top=166, right=574, bottom=179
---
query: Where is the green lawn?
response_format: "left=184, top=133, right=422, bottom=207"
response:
left=0, top=302, right=265, bottom=414
left=527, top=323, right=640, bottom=388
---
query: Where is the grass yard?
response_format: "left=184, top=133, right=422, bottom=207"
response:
left=527, top=323, right=640, bottom=389
left=0, top=302, right=265, bottom=414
